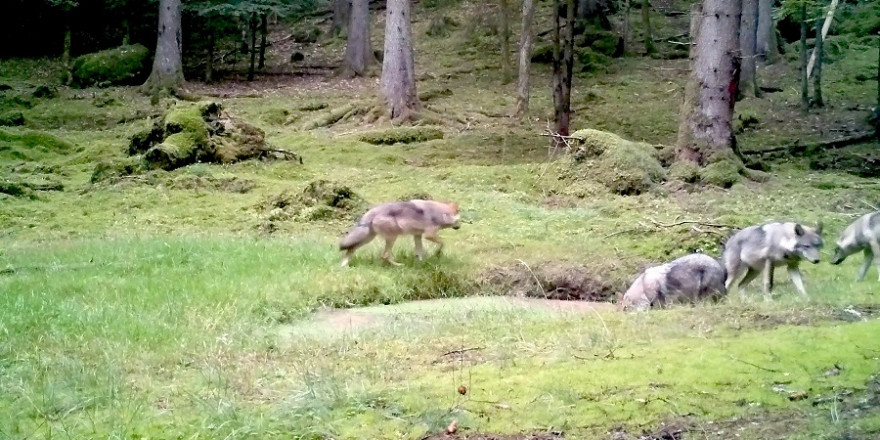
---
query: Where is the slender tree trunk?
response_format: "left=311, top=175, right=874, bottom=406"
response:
left=142, top=0, right=184, bottom=96
left=206, top=28, right=215, bottom=83
left=332, top=0, right=352, bottom=36
left=258, top=13, right=268, bottom=70
left=514, top=0, right=536, bottom=118
left=552, top=0, right=576, bottom=140
left=642, top=0, right=655, bottom=55
left=756, top=0, right=778, bottom=64
left=344, top=0, right=376, bottom=76
left=812, top=17, right=824, bottom=108
left=739, top=0, right=758, bottom=98
left=381, top=0, right=420, bottom=120
left=800, top=2, right=809, bottom=110
left=806, top=0, right=838, bottom=79
left=122, top=18, right=131, bottom=45
left=248, top=13, right=258, bottom=81
left=675, top=0, right=743, bottom=165
left=500, top=0, right=512, bottom=84
left=62, top=22, right=73, bottom=85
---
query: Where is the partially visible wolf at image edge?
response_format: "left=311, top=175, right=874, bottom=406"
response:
left=722, top=222, right=823, bottom=298
left=339, top=200, right=461, bottom=267
left=830, top=211, right=880, bottom=281
left=619, top=253, right=727, bottom=312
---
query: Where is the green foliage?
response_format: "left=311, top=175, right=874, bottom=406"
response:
left=358, top=127, right=445, bottom=145
left=0, top=129, right=73, bottom=162
left=70, top=44, right=151, bottom=88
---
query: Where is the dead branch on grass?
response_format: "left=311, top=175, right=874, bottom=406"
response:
left=728, top=355, right=781, bottom=373
left=647, top=217, right=737, bottom=230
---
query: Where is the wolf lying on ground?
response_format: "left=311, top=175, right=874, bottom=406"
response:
left=830, top=211, right=880, bottom=281
left=619, top=253, right=727, bottom=312
left=339, top=200, right=461, bottom=267
left=722, top=222, right=823, bottom=298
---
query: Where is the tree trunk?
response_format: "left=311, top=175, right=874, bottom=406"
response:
left=332, top=0, right=352, bottom=36
left=552, top=0, right=576, bottom=140
left=500, top=0, right=512, bottom=84
left=514, top=0, right=536, bottom=118
left=344, top=0, right=377, bottom=76
left=62, top=22, right=73, bottom=85
left=739, top=0, right=758, bottom=98
left=806, top=0, right=838, bottom=79
left=756, top=0, right=778, bottom=64
left=812, top=17, right=824, bottom=108
left=122, top=18, right=131, bottom=45
left=800, top=2, right=808, bottom=110
left=381, top=0, right=420, bottom=120
left=142, top=0, right=184, bottom=96
left=206, top=28, right=215, bottom=83
left=675, top=0, right=743, bottom=165
left=621, top=0, right=631, bottom=54
left=642, top=0, right=655, bottom=55
left=248, top=12, right=258, bottom=81
left=258, top=13, right=268, bottom=70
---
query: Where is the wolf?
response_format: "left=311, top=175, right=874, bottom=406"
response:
left=722, top=222, right=823, bottom=298
left=619, top=253, right=727, bottom=312
left=830, top=211, right=880, bottom=281
left=339, top=200, right=461, bottom=267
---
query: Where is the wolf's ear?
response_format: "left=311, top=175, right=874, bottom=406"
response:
left=815, top=221, right=823, bottom=235
left=795, top=224, right=805, bottom=236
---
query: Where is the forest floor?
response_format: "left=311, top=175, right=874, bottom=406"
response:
left=2, top=1, right=880, bottom=439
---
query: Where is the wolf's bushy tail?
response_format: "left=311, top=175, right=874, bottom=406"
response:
left=339, top=224, right=372, bottom=250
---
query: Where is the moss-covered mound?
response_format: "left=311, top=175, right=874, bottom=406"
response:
left=256, top=180, right=366, bottom=233
left=70, top=44, right=151, bottom=88
left=358, top=127, right=444, bottom=145
left=128, top=101, right=299, bottom=171
left=0, top=129, right=74, bottom=162
left=567, top=128, right=665, bottom=195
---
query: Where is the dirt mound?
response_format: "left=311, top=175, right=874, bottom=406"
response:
left=256, top=180, right=366, bottom=233
left=480, top=262, right=620, bottom=302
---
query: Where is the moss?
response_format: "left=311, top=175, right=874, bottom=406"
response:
left=90, top=157, right=148, bottom=184
left=700, top=160, right=743, bottom=188
left=0, top=180, right=33, bottom=198
left=570, top=128, right=637, bottom=159
left=0, top=129, right=73, bottom=161
left=128, top=122, right=165, bottom=155
left=668, top=161, right=701, bottom=183
left=145, top=133, right=205, bottom=171
left=575, top=47, right=612, bottom=73
left=70, top=44, right=150, bottom=88
left=426, top=15, right=458, bottom=37
left=0, top=111, right=25, bottom=127
left=358, top=127, right=445, bottom=145
left=593, top=142, right=666, bottom=195
left=734, top=110, right=760, bottom=133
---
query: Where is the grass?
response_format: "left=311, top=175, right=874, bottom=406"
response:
left=2, top=1, right=880, bottom=438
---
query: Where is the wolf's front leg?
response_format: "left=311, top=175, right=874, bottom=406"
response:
left=869, top=240, right=880, bottom=281
left=762, top=260, right=775, bottom=300
left=787, top=263, right=808, bottom=296
left=413, top=235, right=425, bottom=261
left=425, top=230, right=444, bottom=256
left=858, top=248, right=873, bottom=281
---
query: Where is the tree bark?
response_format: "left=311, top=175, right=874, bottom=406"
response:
left=806, top=0, right=838, bottom=79
left=739, top=0, right=758, bottom=98
left=248, top=12, right=258, bottom=81
left=500, top=0, right=512, bottom=84
left=756, top=0, right=778, bottom=64
left=258, top=13, right=268, bottom=70
left=142, top=0, right=184, bottom=96
left=800, top=2, right=809, bottom=110
left=812, top=17, right=824, bottom=108
left=552, top=0, right=576, bottom=140
left=344, top=0, right=377, bottom=76
left=381, top=0, right=420, bottom=120
left=62, top=22, right=73, bottom=85
left=642, top=0, right=655, bottom=55
left=675, top=0, right=743, bottom=165
left=332, top=0, right=352, bottom=36
left=514, top=0, right=536, bottom=118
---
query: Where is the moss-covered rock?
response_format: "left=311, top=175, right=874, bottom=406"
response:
left=700, top=160, right=743, bottom=188
left=90, top=157, right=148, bottom=184
left=70, top=44, right=150, bottom=88
left=569, top=128, right=639, bottom=159
left=668, top=161, right=701, bottom=183
left=358, top=127, right=444, bottom=145
left=575, top=47, right=612, bottom=72
left=128, top=122, right=165, bottom=155
left=593, top=142, right=666, bottom=195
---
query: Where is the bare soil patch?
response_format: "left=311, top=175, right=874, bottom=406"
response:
left=480, top=262, right=622, bottom=302
left=422, top=433, right=563, bottom=440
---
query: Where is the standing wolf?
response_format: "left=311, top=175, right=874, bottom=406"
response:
left=830, top=211, right=880, bottom=281
left=722, top=222, right=823, bottom=298
left=619, top=253, right=727, bottom=312
left=339, top=200, right=461, bottom=267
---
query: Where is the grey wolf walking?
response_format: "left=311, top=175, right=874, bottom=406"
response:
left=722, top=222, right=823, bottom=298
left=830, top=211, right=880, bottom=281
left=619, top=253, right=727, bottom=312
left=339, top=200, right=461, bottom=267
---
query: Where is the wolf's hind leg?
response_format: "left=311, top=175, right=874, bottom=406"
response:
left=382, top=237, right=402, bottom=266
left=858, top=248, right=873, bottom=281
left=737, top=267, right=760, bottom=296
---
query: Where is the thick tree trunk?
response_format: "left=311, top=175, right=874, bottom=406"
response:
left=248, top=13, right=258, bottom=81
left=552, top=0, right=576, bottom=140
left=258, top=13, right=268, bottom=70
left=381, top=0, right=420, bottom=120
left=675, top=0, right=743, bottom=165
left=332, top=0, right=352, bottom=36
left=812, top=17, right=824, bottom=108
left=500, top=0, right=512, bottom=84
left=739, top=0, right=758, bottom=98
left=142, top=0, right=184, bottom=96
left=344, top=0, right=377, bottom=77
left=642, top=0, right=655, bottom=55
left=800, top=3, right=809, bottom=110
left=756, top=0, right=778, bottom=64
left=514, top=0, right=536, bottom=118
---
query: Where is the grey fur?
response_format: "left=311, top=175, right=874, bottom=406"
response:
left=620, top=253, right=727, bottom=312
left=722, top=221, right=824, bottom=299
left=830, top=211, right=880, bottom=281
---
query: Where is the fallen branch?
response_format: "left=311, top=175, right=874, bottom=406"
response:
left=647, top=218, right=736, bottom=229
left=439, top=347, right=485, bottom=357
left=728, top=355, right=781, bottom=373
left=741, top=132, right=876, bottom=157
